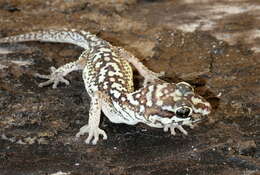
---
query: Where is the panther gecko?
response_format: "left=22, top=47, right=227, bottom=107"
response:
left=0, top=29, right=211, bottom=144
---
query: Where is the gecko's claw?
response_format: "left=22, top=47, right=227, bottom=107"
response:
left=76, top=125, right=107, bottom=145
left=34, top=66, right=70, bottom=89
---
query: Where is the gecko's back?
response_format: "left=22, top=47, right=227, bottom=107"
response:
left=81, top=43, right=134, bottom=99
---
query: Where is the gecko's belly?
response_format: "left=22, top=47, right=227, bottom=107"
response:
left=102, top=101, right=139, bottom=125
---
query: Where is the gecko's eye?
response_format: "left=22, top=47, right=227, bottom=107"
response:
left=176, top=107, right=191, bottom=118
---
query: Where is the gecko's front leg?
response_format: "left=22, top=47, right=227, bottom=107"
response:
left=35, top=58, right=86, bottom=88
left=76, top=92, right=107, bottom=145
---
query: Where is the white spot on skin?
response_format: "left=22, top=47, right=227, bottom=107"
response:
left=163, top=89, right=169, bottom=94
left=127, top=94, right=140, bottom=106
left=92, top=53, right=103, bottom=62
left=111, top=52, right=117, bottom=57
left=90, top=36, right=100, bottom=42
left=98, top=72, right=107, bottom=83
left=135, top=94, right=141, bottom=98
left=103, top=82, right=109, bottom=89
left=140, top=105, right=145, bottom=113
left=162, top=105, right=174, bottom=112
left=175, top=89, right=182, bottom=96
left=191, top=96, right=202, bottom=105
left=80, top=30, right=89, bottom=35
left=146, top=100, right=153, bottom=107
left=155, top=84, right=168, bottom=99
left=108, top=71, right=123, bottom=77
left=95, top=61, right=103, bottom=69
left=155, top=90, right=163, bottom=98
left=170, top=89, right=182, bottom=101
left=156, top=100, right=163, bottom=106
left=111, top=82, right=126, bottom=91
left=110, top=89, right=121, bottom=98
left=146, top=85, right=154, bottom=107
left=121, top=97, right=126, bottom=102
left=193, top=107, right=210, bottom=116
left=104, top=63, right=120, bottom=72
left=109, top=77, right=115, bottom=82
left=191, top=96, right=210, bottom=106
left=118, top=79, right=125, bottom=84
left=104, top=57, right=110, bottom=61
left=99, top=48, right=111, bottom=52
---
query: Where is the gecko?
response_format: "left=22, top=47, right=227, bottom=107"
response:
left=0, top=29, right=211, bottom=145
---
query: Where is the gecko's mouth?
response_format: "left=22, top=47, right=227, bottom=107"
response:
left=191, top=118, right=202, bottom=123
left=172, top=116, right=203, bottom=125
left=196, top=117, right=208, bottom=122
left=190, top=115, right=208, bottom=124
left=163, top=116, right=191, bottom=125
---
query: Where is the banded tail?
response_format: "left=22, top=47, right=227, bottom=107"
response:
left=0, top=29, right=105, bottom=50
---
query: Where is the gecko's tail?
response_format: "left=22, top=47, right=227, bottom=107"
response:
left=0, top=29, right=103, bottom=50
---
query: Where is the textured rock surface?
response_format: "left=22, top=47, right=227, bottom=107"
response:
left=0, top=0, right=259, bottom=175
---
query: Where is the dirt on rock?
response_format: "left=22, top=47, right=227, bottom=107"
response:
left=0, top=0, right=259, bottom=175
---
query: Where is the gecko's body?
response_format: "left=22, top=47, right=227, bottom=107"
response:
left=0, top=29, right=211, bottom=144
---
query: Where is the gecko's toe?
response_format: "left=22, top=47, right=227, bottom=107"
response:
left=60, top=77, right=70, bottom=86
left=85, top=133, right=94, bottom=144
left=76, top=125, right=89, bottom=137
left=38, top=79, right=53, bottom=88
left=34, top=73, right=51, bottom=79
left=50, top=66, right=57, bottom=73
left=176, top=125, right=188, bottom=135
left=77, top=125, right=107, bottom=145
left=168, top=124, right=188, bottom=136
left=163, top=124, right=170, bottom=132
left=100, top=129, right=108, bottom=140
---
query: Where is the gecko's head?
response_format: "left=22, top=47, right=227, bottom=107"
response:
left=148, top=82, right=211, bottom=126
left=174, top=82, right=211, bottom=120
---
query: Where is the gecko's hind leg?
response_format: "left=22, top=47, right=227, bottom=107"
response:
left=114, top=46, right=165, bottom=86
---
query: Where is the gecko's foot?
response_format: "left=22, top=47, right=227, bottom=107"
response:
left=143, top=71, right=165, bottom=86
left=76, top=124, right=107, bottom=145
left=34, top=66, right=70, bottom=89
left=163, top=123, right=188, bottom=136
